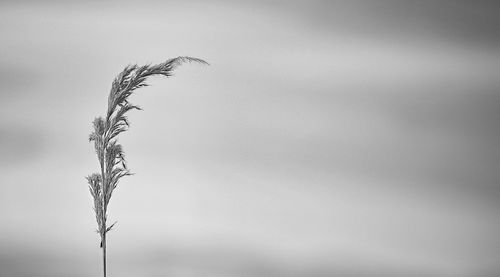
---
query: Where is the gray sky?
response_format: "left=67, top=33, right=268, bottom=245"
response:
left=1, top=1, right=500, bottom=276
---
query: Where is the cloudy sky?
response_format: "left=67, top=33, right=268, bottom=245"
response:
left=1, top=1, right=500, bottom=276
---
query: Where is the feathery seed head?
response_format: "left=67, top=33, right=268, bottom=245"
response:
left=87, top=56, right=207, bottom=246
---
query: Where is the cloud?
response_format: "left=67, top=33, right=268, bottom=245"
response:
left=0, top=124, right=45, bottom=165
left=0, top=64, right=40, bottom=101
left=1, top=1, right=500, bottom=276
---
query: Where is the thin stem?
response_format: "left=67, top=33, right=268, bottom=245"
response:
left=100, top=146, right=107, bottom=277
left=103, top=232, right=107, bottom=277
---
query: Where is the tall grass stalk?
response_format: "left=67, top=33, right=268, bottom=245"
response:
left=86, top=57, right=207, bottom=277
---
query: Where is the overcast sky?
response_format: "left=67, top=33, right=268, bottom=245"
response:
left=1, top=1, right=500, bottom=276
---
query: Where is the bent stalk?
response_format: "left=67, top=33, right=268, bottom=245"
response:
left=86, top=57, right=207, bottom=277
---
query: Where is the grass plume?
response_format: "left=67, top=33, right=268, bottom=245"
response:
left=86, top=56, right=207, bottom=277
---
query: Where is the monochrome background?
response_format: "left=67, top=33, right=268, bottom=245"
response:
left=1, top=1, right=500, bottom=276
